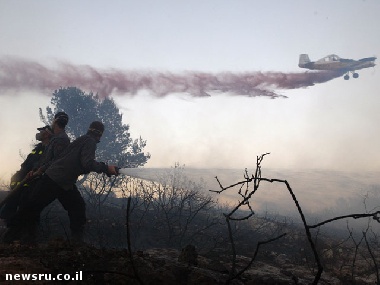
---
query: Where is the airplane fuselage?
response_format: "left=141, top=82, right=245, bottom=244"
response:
left=303, top=58, right=376, bottom=71
left=299, top=54, right=376, bottom=73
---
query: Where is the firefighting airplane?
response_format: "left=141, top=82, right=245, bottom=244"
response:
left=299, top=54, right=376, bottom=80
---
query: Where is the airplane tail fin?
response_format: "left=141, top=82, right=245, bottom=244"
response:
left=299, top=54, right=311, bottom=68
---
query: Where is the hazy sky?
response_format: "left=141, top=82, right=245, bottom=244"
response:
left=1, top=0, right=380, bottom=181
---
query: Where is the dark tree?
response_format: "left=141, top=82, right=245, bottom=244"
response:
left=39, top=86, right=150, bottom=167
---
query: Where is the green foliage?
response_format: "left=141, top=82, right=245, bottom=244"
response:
left=39, top=86, right=150, bottom=167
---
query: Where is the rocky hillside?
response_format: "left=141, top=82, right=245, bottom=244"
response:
left=0, top=240, right=345, bottom=285
left=1, top=167, right=379, bottom=284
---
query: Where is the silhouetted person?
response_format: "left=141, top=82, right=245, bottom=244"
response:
left=1, top=112, right=70, bottom=235
left=31, top=112, right=70, bottom=176
left=0, top=126, right=53, bottom=224
left=3, top=121, right=118, bottom=244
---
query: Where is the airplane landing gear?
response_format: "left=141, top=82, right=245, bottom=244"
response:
left=344, top=71, right=359, bottom=80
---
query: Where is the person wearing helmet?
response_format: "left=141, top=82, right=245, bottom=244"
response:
left=0, top=126, right=53, bottom=224
left=31, top=112, right=70, bottom=177
left=3, top=121, right=118, bottom=244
